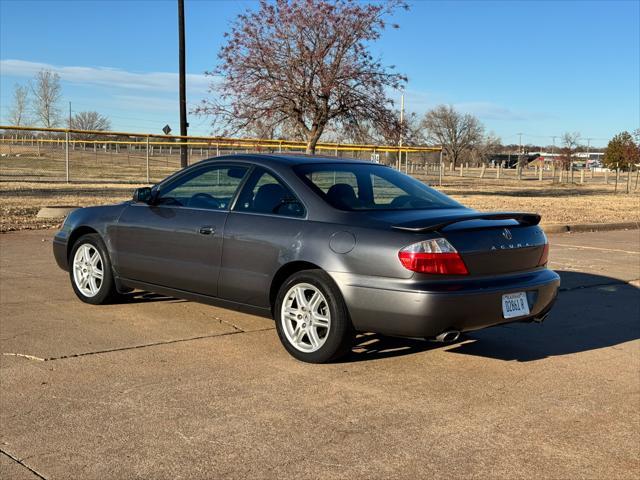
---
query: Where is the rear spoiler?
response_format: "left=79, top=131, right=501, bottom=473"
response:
left=392, top=212, right=541, bottom=233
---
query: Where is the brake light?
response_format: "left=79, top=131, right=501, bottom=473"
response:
left=538, top=242, right=549, bottom=266
left=398, top=238, right=468, bottom=275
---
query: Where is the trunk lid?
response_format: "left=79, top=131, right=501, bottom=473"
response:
left=391, top=212, right=547, bottom=275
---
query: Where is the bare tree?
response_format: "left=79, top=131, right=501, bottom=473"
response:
left=8, top=84, right=30, bottom=126
left=69, top=111, right=111, bottom=131
left=559, top=132, right=581, bottom=170
left=422, top=105, right=484, bottom=168
left=473, top=133, right=502, bottom=166
left=195, top=0, right=408, bottom=154
left=31, top=69, right=62, bottom=128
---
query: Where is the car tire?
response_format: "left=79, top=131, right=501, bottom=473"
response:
left=274, top=270, right=353, bottom=363
left=69, top=233, right=120, bottom=305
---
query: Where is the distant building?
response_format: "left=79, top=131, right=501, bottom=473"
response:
left=531, top=152, right=604, bottom=170
left=488, top=152, right=605, bottom=169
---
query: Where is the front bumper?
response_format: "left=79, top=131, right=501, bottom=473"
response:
left=52, top=231, right=69, bottom=271
left=331, top=268, right=560, bottom=338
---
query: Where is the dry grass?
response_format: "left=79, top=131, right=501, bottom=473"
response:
left=1, top=178, right=638, bottom=233
left=428, top=177, right=640, bottom=226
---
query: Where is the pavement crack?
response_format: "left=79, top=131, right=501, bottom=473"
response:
left=2, top=352, right=46, bottom=361
left=2, top=327, right=275, bottom=363
left=213, top=316, right=245, bottom=332
left=0, top=449, right=49, bottom=480
left=559, top=278, right=639, bottom=292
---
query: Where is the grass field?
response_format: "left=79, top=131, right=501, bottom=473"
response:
left=1, top=176, right=638, bottom=232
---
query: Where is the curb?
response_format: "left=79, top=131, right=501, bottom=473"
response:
left=542, top=221, right=640, bottom=234
left=36, top=206, right=79, bottom=219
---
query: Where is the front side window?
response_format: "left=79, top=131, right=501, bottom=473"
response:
left=234, top=168, right=305, bottom=217
left=155, top=165, right=249, bottom=210
left=295, top=163, right=462, bottom=211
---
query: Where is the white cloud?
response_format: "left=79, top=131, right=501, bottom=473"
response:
left=0, top=59, right=212, bottom=93
left=453, top=101, right=527, bottom=121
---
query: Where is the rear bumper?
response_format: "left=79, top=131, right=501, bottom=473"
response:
left=330, top=268, right=560, bottom=338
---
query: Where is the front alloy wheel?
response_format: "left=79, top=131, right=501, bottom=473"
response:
left=72, top=244, right=104, bottom=297
left=69, top=233, right=120, bottom=305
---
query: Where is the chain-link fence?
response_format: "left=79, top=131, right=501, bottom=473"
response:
left=0, top=126, right=441, bottom=184
left=2, top=125, right=637, bottom=192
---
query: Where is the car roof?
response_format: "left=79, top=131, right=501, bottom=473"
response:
left=199, top=153, right=376, bottom=167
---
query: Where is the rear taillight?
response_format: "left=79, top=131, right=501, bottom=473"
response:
left=398, top=238, right=469, bottom=275
left=538, top=242, right=549, bottom=266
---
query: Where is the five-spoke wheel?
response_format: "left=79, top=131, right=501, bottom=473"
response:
left=281, top=283, right=331, bottom=353
left=275, top=270, right=353, bottom=363
left=72, top=243, right=104, bottom=297
left=69, top=233, right=120, bottom=304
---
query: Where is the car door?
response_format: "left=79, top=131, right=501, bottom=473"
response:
left=219, top=167, right=306, bottom=307
left=114, top=163, right=250, bottom=297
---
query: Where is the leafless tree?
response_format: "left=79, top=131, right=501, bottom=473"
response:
left=559, top=132, right=581, bottom=170
left=473, top=133, right=502, bottom=166
left=69, top=111, right=111, bottom=132
left=31, top=69, right=62, bottom=128
left=68, top=111, right=111, bottom=141
left=8, top=84, right=30, bottom=126
left=195, top=0, right=408, bottom=154
left=421, top=105, right=484, bottom=168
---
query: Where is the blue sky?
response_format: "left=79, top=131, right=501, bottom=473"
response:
left=1, top=0, right=638, bottom=147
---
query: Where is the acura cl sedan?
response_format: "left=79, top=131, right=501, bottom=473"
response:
left=53, top=154, right=559, bottom=363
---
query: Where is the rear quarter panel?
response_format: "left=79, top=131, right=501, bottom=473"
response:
left=219, top=212, right=420, bottom=307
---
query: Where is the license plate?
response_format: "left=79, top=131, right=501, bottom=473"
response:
left=502, top=292, right=530, bottom=319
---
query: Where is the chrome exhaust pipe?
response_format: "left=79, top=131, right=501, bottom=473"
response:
left=434, top=330, right=460, bottom=343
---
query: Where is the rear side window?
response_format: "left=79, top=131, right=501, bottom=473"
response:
left=234, top=168, right=305, bottom=217
left=307, top=171, right=359, bottom=196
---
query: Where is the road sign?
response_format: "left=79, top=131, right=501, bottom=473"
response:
left=370, top=153, right=380, bottom=163
left=162, top=124, right=172, bottom=135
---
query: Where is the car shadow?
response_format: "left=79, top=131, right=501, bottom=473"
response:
left=119, top=291, right=187, bottom=304
left=344, top=270, right=639, bottom=363
left=342, top=332, right=442, bottom=362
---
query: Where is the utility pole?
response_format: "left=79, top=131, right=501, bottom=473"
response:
left=398, top=93, right=404, bottom=171
left=178, top=0, right=188, bottom=168
left=585, top=137, right=592, bottom=170
left=68, top=101, right=72, bottom=128
left=517, top=132, right=523, bottom=172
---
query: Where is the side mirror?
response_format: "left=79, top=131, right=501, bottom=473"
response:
left=132, top=187, right=153, bottom=204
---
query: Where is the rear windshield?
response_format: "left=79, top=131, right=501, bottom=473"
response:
left=294, top=163, right=462, bottom=211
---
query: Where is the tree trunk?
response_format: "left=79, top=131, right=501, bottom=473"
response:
left=305, top=125, right=324, bottom=155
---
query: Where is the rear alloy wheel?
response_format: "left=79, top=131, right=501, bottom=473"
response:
left=281, top=283, right=331, bottom=353
left=69, top=233, right=120, bottom=304
left=275, top=270, right=353, bottom=363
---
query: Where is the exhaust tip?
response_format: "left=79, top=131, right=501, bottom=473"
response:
left=533, top=313, right=549, bottom=324
left=434, top=330, right=461, bottom=343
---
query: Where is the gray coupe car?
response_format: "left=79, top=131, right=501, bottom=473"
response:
left=53, top=154, right=560, bottom=363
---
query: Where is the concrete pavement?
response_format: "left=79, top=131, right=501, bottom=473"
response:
left=0, top=229, right=638, bottom=479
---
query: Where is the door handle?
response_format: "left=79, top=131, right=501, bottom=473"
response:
left=198, top=226, right=216, bottom=235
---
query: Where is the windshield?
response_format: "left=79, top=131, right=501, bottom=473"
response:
left=294, top=163, right=462, bottom=211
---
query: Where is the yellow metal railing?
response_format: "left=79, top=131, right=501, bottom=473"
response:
left=0, top=125, right=441, bottom=154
